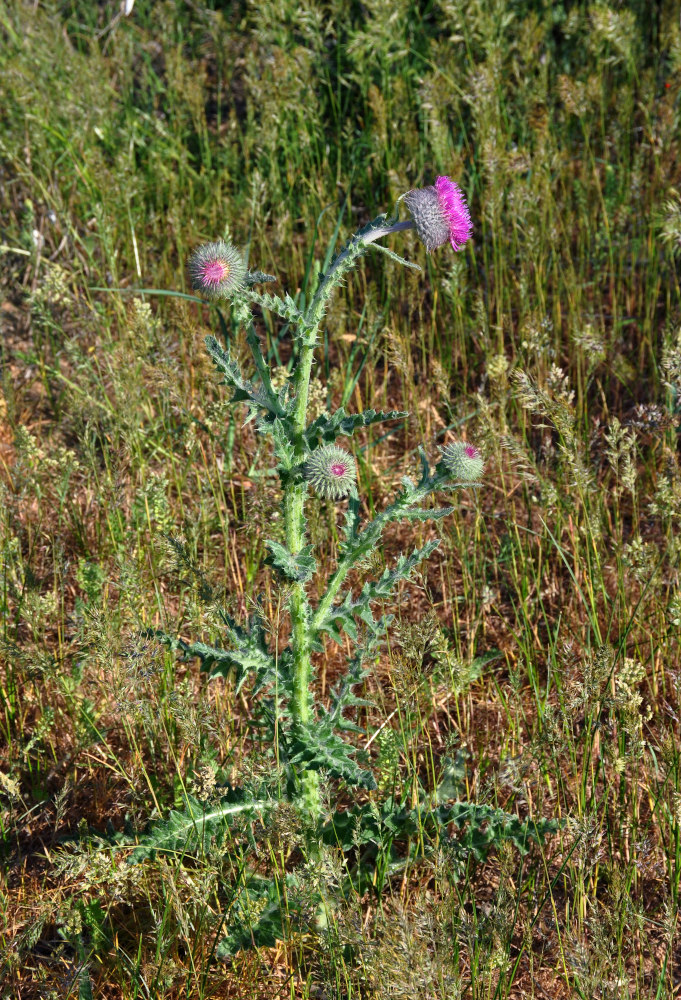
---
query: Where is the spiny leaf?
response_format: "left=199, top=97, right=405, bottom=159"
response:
left=471, top=648, right=504, bottom=670
left=363, top=543, right=441, bottom=600
left=324, top=654, right=373, bottom=733
left=317, top=542, right=440, bottom=644
left=340, top=494, right=361, bottom=551
left=288, top=718, right=376, bottom=790
left=417, top=445, right=431, bottom=487
left=305, top=407, right=407, bottom=449
left=322, top=797, right=559, bottom=859
left=245, top=270, right=276, bottom=285
left=205, top=335, right=282, bottom=417
left=146, top=615, right=277, bottom=693
left=368, top=241, right=421, bottom=270
left=245, top=289, right=303, bottom=324
left=440, top=802, right=560, bottom=861
left=265, top=540, right=316, bottom=583
left=78, top=969, right=93, bottom=1000
left=269, top=417, right=296, bottom=471
left=146, top=630, right=245, bottom=674
left=129, top=792, right=275, bottom=862
left=435, top=751, right=470, bottom=804
left=399, top=506, right=455, bottom=522
left=216, top=874, right=303, bottom=957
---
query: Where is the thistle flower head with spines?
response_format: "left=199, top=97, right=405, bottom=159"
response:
left=403, top=176, right=473, bottom=253
left=188, top=240, right=247, bottom=300
left=304, top=444, right=357, bottom=500
left=441, top=441, right=485, bottom=483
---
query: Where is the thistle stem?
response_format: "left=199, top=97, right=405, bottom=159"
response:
left=286, top=339, right=320, bottom=818
left=285, top=220, right=413, bottom=821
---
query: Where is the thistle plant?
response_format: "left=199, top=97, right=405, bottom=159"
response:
left=140, top=178, right=556, bottom=949
left=180, top=178, right=477, bottom=814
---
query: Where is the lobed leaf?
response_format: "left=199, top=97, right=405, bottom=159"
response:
left=265, top=540, right=317, bottom=583
left=244, top=289, right=303, bottom=324
left=305, top=406, right=407, bottom=450
left=244, top=270, right=277, bottom=286
left=340, top=494, right=361, bottom=550
left=322, top=797, right=559, bottom=860
left=205, top=335, right=283, bottom=418
left=216, top=873, right=304, bottom=958
left=288, top=717, right=376, bottom=790
left=269, top=417, right=296, bottom=471
left=146, top=614, right=278, bottom=693
left=369, top=241, right=422, bottom=270
left=326, top=653, right=373, bottom=731
left=317, top=542, right=440, bottom=644
left=399, top=506, right=455, bottom=522
left=129, top=791, right=274, bottom=862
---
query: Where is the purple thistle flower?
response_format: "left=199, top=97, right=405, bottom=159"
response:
left=188, top=241, right=246, bottom=300
left=403, top=176, right=473, bottom=253
left=441, top=441, right=484, bottom=483
left=304, top=444, right=357, bottom=500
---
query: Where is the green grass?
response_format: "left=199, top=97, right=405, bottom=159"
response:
left=1, top=0, right=681, bottom=996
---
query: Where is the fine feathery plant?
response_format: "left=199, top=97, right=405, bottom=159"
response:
left=135, top=177, right=557, bottom=951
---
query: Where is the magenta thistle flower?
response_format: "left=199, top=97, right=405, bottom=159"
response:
left=304, top=444, right=357, bottom=500
left=441, top=441, right=484, bottom=482
left=188, top=241, right=246, bottom=300
left=403, top=176, right=473, bottom=253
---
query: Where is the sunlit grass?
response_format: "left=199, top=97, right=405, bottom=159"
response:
left=1, top=0, right=681, bottom=996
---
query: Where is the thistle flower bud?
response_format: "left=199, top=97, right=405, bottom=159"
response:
left=441, top=441, right=484, bottom=482
left=403, top=176, right=472, bottom=253
left=304, top=445, right=357, bottom=500
left=188, top=241, right=247, bottom=300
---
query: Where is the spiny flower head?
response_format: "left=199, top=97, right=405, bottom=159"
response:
left=441, top=441, right=484, bottom=482
left=403, top=176, right=472, bottom=253
left=304, top=444, right=357, bottom=500
left=188, top=241, right=247, bottom=300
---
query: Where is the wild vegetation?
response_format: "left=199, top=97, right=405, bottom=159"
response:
left=1, top=0, right=681, bottom=997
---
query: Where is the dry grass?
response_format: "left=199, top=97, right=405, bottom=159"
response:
left=1, top=0, right=681, bottom=996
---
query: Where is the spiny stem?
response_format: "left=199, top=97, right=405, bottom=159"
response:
left=285, top=220, right=414, bottom=821
left=286, top=339, right=319, bottom=818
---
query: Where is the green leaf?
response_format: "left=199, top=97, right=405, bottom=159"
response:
left=364, top=543, right=441, bottom=599
left=322, top=796, right=409, bottom=851
left=145, top=614, right=278, bottom=693
left=78, top=969, right=93, bottom=1000
left=288, top=717, right=376, bottom=790
left=439, top=802, right=560, bottom=861
left=325, top=653, right=373, bottom=732
left=417, top=445, right=432, bottom=488
left=369, top=241, right=422, bottom=270
left=471, top=648, right=504, bottom=671
left=399, top=506, right=455, bottom=522
left=305, top=407, right=407, bottom=450
left=322, top=797, right=560, bottom=860
left=265, top=540, right=317, bottom=583
left=129, top=792, right=275, bottom=862
left=317, top=542, right=440, bottom=644
left=270, top=417, right=296, bottom=471
left=245, top=270, right=277, bottom=285
left=435, top=750, right=470, bottom=804
left=205, top=335, right=283, bottom=418
left=216, top=873, right=303, bottom=957
left=245, top=289, right=303, bottom=324
left=340, top=494, right=361, bottom=551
